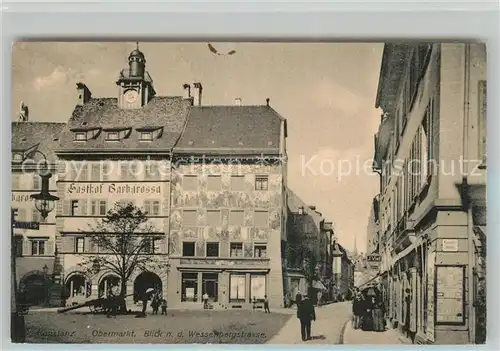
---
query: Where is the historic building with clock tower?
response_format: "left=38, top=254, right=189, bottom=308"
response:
left=55, top=45, right=192, bottom=307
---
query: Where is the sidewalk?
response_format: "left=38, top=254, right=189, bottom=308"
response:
left=342, top=320, right=412, bottom=345
left=267, top=302, right=351, bottom=344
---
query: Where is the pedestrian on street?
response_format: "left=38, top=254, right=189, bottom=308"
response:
left=297, top=294, right=316, bottom=341
left=203, top=293, right=209, bottom=309
left=151, top=293, right=160, bottom=315
left=160, top=298, right=168, bottom=315
left=352, top=291, right=363, bottom=329
left=404, top=288, right=412, bottom=337
left=264, top=295, right=271, bottom=313
left=372, top=297, right=385, bottom=332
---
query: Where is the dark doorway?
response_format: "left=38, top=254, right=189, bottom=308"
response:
left=99, top=275, right=120, bottom=298
left=20, top=274, right=48, bottom=306
left=133, top=271, right=162, bottom=302
left=202, top=273, right=219, bottom=302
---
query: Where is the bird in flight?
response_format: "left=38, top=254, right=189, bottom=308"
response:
left=208, top=43, right=236, bottom=56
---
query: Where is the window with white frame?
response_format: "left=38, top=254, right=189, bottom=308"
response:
left=75, top=237, right=85, bottom=253
left=144, top=200, right=160, bottom=216
left=74, top=132, right=87, bottom=141
left=106, top=132, right=120, bottom=141
left=91, top=163, right=101, bottom=181
left=255, top=176, right=268, bottom=191
left=230, top=243, right=243, bottom=257
left=254, top=243, right=267, bottom=258
left=139, top=132, right=153, bottom=141
left=30, top=239, right=46, bottom=256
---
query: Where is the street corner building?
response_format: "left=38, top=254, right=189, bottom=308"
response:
left=12, top=119, right=66, bottom=307
left=11, top=47, right=290, bottom=310
left=372, top=43, right=486, bottom=344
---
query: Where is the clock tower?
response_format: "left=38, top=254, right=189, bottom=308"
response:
left=116, top=43, right=156, bottom=109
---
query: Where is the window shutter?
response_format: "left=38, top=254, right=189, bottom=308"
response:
left=46, top=240, right=55, bottom=256
left=80, top=200, right=88, bottom=215
left=22, top=239, right=31, bottom=256
left=63, top=200, right=70, bottom=216
left=62, top=236, right=75, bottom=253
left=88, top=238, right=97, bottom=253
left=84, top=236, right=92, bottom=253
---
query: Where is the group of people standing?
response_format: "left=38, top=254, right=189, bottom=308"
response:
left=352, top=287, right=386, bottom=332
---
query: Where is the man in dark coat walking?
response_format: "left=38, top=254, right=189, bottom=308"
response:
left=297, top=294, right=316, bottom=341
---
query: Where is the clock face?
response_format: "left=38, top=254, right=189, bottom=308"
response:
left=124, top=90, right=138, bottom=103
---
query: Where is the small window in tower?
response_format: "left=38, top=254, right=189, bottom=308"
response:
left=106, top=132, right=120, bottom=141
left=139, top=132, right=153, bottom=141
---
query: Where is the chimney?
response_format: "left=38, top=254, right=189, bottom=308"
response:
left=18, top=101, right=29, bottom=122
left=183, top=83, right=191, bottom=99
left=234, top=98, right=242, bottom=106
left=193, top=82, right=203, bottom=106
left=266, top=98, right=270, bottom=106
left=309, top=205, right=316, bottom=211
left=76, top=82, right=92, bottom=106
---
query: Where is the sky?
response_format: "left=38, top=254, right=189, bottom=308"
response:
left=11, top=42, right=383, bottom=253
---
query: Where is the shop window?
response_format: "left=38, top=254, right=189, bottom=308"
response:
left=250, top=275, right=266, bottom=302
left=181, top=272, right=198, bottom=302
left=182, top=242, right=196, bottom=257
left=229, top=274, right=246, bottom=303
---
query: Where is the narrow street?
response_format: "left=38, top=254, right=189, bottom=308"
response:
left=267, top=302, right=352, bottom=344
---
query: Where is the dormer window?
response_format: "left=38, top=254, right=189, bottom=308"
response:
left=103, top=127, right=131, bottom=142
left=106, top=132, right=120, bottom=141
left=71, top=127, right=101, bottom=141
left=136, top=126, right=163, bottom=142
left=139, top=132, right=153, bottom=141
left=12, top=152, right=24, bottom=163
left=74, top=132, right=87, bottom=141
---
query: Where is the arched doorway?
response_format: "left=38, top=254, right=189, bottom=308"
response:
left=20, top=273, right=48, bottom=306
left=99, top=275, right=121, bottom=298
left=133, top=271, right=162, bottom=302
left=65, top=273, right=87, bottom=298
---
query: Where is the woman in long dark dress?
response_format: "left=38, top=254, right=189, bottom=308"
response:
left=372, top=298, right=385, bottom=331
left=361, top=296, right=374, bottom=331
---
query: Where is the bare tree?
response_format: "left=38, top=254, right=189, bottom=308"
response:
left=77, top=202, right=167, bottom=312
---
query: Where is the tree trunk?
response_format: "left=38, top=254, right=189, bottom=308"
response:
left=119, top=279, right=128, bottom=313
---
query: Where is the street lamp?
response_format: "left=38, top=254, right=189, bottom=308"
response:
left=42, top=264, right=49, bottom=275
left=30, top=162, right=59, bottom=219
left=12, top=151, right=59, bottom=343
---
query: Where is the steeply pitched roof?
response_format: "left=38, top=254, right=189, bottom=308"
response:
left=173, top=105, right=284, bottom=156
left=286, top=188, right=323, bottom=223
left=11, top=122, right=66, bottom=162
left=57, top=96, right=191, bottom=153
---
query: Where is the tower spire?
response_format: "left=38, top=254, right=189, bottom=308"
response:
left=353, top=234, right=358, bottom=255
left=136, top=41, right=139, bottom=50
